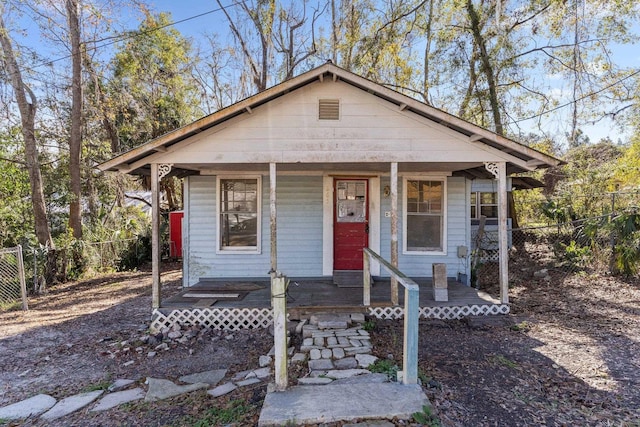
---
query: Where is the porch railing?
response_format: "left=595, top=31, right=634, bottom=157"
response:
left=362, top=248, right=419, bottom=385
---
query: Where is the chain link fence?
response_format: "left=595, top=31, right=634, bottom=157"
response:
left=11, top=235, right=152, bottom=295
left=0, top=245, right=28, bottom=309
left=474, top=210, right=640, bottom=297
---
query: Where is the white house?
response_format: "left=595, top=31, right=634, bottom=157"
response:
left=100, top=62, right=561, bottom=327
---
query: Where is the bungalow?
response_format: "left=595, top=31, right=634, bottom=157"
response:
left=99, top=62, right=561, bottom=329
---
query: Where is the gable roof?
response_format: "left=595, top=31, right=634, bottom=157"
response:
left=99, top=61, right=563, bottom=177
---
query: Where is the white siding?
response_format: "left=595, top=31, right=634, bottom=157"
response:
left=185, top=175, right=270, bottom=284
left=185, top=174, right=325, bottom=285
left=148, top=81, right=509, bottom=166
left=379, top=176, right=469, bottom=279
left=470, top=178, right=513, bottom=193
left=275, top=176, right=324, bottom=276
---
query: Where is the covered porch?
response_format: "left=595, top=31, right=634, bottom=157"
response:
left=150, top=277, right=509, bottom=332
left=98, top=63, right=561, bottom=333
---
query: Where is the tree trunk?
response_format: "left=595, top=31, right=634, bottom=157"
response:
left=0, top=9, right=54, bottom=250
left=466, top=0, right=504, bottom=135
left=67, top=0, right=83, bottom=239
left=422, top=0, right=435, bottom=104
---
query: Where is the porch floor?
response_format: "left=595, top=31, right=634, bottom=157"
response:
left=161, top=278, right=500, bottom=312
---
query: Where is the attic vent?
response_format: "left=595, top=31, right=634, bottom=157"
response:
left=319, top=99, right=340, bottom=120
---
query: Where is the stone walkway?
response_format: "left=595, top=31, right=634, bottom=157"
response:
left=0, top=312, right=428, bottom=425
left=258, top=312, right=430, bottom=426
left=294, top=313, right=381, bottom=385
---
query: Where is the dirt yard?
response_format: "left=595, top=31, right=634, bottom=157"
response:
left=0, top=264, right=638, bottom=426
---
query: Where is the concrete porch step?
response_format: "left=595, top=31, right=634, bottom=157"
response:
left=258, top=383, right=429, bottom=426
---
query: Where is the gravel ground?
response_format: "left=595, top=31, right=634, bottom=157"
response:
left=0, top=263, right=638, bottom=426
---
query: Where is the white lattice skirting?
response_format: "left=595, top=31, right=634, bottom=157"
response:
left=150, top=308, right=273, bottom=333
left=368, top=304, right=510, bottom=320
left=150, top=304, right=509, bottom=332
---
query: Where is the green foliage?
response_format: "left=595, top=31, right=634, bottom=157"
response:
left=362, top=319, right=376, bottom=332
left=0, top=129, right=35, bottom=247
left=82, top=380, right=111, bottom=392
left=368, top=358, right=399, bottom=381
left=510, top=321, right=530, bottom=332
left=0, top=300, right=22, bottom=312
left=183, top=399, right=253, bottom=426
left=609, top=212, right=640, bottom=277
left=117, top=231, right=152, bottom=271
left=413, top=405, right=441, bottom=427
left=555, top=240, right=591, bottom=268
left=110, top=11, right=201, bottom=152
left=490, top=354, right=519, bottom=369
left=541, top=199, right=574, bottom=225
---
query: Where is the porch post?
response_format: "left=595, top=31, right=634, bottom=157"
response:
left=151, top=163, right=161, bottom=309
left=269, top=163, right=288, bottom=390
left=269, top=162, right=277, bottom=274
left=390, top=162, right=399, bottom=306
left=497, top=162, right=509, bottom=304
left=272, top=274, right=288, bottom=391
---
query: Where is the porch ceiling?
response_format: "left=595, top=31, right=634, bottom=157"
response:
left=135, top=161, right=515, bottom=180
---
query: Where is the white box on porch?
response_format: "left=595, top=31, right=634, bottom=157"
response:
left=432, top=263, right=448, bottom=302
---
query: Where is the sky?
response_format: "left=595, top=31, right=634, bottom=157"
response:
left=145, top=0, right=640, bottom=145
left=7, top=0, right=640, bottom=145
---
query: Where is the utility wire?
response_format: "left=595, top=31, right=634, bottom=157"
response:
left=512, top=68, right=640, bottom=124
left=4, top=1, right=242, bottom=72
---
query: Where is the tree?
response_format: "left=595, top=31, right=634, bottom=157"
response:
left=109, top=11, right=201, bottom=211
left=109, top=11, right=200, bottom=152
left=0, top=4, right=54, bottom=250
left=66, top=0, right=83, bottom=239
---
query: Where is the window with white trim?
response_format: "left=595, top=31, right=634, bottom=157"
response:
left=470, top=192, right=497, bottom=219
left=404, top=179, right=445, bottom=252
left=218, top=177, right=260, bottom=252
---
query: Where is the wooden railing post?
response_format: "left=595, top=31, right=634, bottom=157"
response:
left=271, top=273, right=288, bottom=391
left=362, top=248, right=419, bottom=385
left=403, top=285, right=419, bottom=385
left=363, top=250, right=371, bottom=306
left=390, top=162, right=399, bottom=306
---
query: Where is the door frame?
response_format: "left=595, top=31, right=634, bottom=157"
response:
left=323, top=174, right=381, bottom=276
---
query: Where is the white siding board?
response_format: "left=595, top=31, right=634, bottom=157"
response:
left=150, top=81, right=511, bottom=166
left=377, top=176, right=468, bottom=280
left=275, top=176, right=324, bottom=277
left=471, top=178, right=514, bottom=193
left=185, top=174, right=325, bottom=284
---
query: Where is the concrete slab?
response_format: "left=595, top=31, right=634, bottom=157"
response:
left=91, top=388, right=145, bottom=411
left=333, top=357, right=358, bottom=369
left=0, top=394, right=56, bottom=420
left=250, top=367, right=271, bottom=379
left=325, top=369, right=370, bottom=379
left=208, top=382, right=237, bottom=398
left=108, top=379, right=135, bottom=392
left=258, top=383, right=429, bottom=426
left=41, top=390, right=103, bottom=421
left=179, top=369, right=227, bottom=386
left=329, top=373, right=389, bottom=385
left=144, top=378, right=208, bottom=402
left=298, top=377, right=334, bottom=385
left=291, top=353, right=307, bottom=363
left=236, top=377, right=261, bottom=387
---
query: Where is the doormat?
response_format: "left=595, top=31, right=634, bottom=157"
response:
left=194, top=281, right=266, bottom=292
left=181, top=291, right=248, bottom=301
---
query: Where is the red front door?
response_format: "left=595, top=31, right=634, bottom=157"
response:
left=334, top=179, right=369, bottom=270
